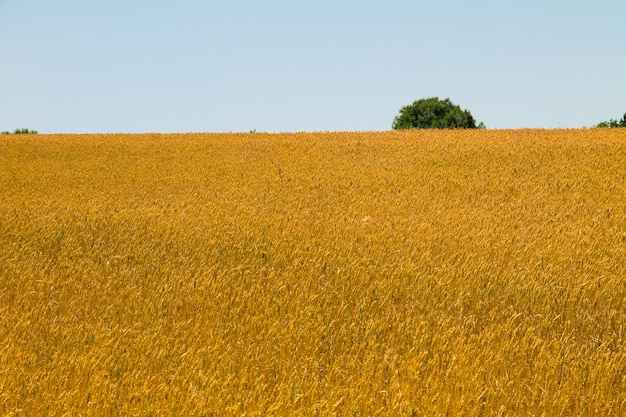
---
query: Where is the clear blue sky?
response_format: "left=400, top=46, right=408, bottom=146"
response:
left=1, top=1, right=624, bottom=133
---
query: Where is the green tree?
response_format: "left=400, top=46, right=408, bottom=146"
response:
left=392, top=97, right=481, bottom=130
left=1, top=128, right=38, bottom=134
left=596, top=113, right=626, bottom=128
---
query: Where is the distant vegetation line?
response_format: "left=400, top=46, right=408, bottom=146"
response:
left=2, top=128, right=38, bottom=134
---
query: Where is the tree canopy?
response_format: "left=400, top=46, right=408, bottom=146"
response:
left=392, top=97, right=482, bottom=130
left=1, top=128, right=38, bottom=134
left=596, top=113, right=626, bottom=128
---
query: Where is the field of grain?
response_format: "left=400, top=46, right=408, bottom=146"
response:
left=1, top=129, right=625, bottom=416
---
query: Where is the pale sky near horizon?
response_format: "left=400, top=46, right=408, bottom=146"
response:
left=0, top=1, right=624, bottom=133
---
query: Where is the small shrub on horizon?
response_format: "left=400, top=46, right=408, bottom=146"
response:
left=597, top=112, right=626, bottom=128
left=2, top=128, right=38, bottom=134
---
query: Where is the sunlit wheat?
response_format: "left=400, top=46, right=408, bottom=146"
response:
left=1, top=129, right=625, bottom=415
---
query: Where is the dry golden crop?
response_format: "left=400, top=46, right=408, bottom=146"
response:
left=1, top=129, right=625, bottom=416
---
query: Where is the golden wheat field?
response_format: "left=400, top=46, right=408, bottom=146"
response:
left=1, top=129, right=625, bottom=416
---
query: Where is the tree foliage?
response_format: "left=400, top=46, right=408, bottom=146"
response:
left=392, top=97, right=482, bottom=130
left=1, top=128, right=38, bottom=134
left=596, top=113, right=626, bottom=128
